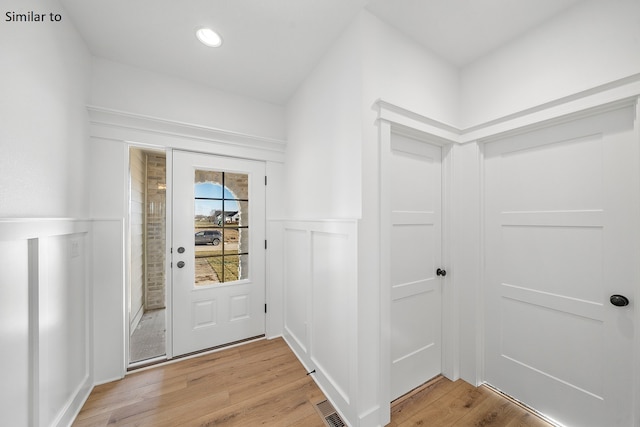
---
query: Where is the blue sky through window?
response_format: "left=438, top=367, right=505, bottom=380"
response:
left=194, top=182, right=239, bottom=216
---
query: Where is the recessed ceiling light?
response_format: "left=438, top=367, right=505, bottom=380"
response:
left=196, top=28, right=223, bottom=47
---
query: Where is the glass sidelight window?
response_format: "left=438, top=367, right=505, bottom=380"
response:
left=128, top=147, right=167, bottom=366
left=193, top=170, right=249, bottom=285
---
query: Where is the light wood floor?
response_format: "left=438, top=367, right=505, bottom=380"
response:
left=73, top=337, right=553, bottom=426
left=389, top=376, right=554, bottom=427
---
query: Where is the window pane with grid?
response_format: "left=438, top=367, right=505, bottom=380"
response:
left=193, top=170, right=249, bottom=285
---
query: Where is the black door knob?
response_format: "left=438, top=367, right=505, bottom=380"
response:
left=436, top=268, right=447, bottom=277
left=177, top=261, right=185, bottom=268
left=610, top=294, right=630, bottom=307
left=177, top=247, right=185, bottom=254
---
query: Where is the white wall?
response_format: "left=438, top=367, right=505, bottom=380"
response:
left=0, top=0, right=91, bottom=218
left=0, top=1, right=95, bottom=425
left=91, top=57, right=286, bottom=141
left=281, top=19, right=367, bottom=425
left=362, top=12, right=460, bottom=127
left=89, top=139, right=126, bottom=384
left=450, top=142, right=482, bottom=384
left=0, top=238, right=29, bottom=426
left=283, top=13, right=369, bottom=424
left=284, top=18, right=364, bottom=219
left=265, top=161, right=286, bottom=338
left=460, top=0, right=640, bottom=128
left=39, top=231, right=90, bottom=426
left=283, top=9, right=460, bottom=219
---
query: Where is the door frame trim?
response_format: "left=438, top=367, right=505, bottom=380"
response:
left=378, top=118, right=457, bottom=410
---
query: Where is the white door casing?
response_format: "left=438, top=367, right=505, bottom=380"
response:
left=172, top=151, right=266, bottom=357
left=483, top=103, right=639, bottom=427
left=389, top=132, right=443, bottom=401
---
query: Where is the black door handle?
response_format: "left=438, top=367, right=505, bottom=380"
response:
left=436, top=268, right=447, bottom=277
left=177, top=261, right=185, bottom=269
left=610, top=294, right=629, bottom=307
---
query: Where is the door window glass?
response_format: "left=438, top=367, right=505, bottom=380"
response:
left=194, top=170, right=249, bottom=285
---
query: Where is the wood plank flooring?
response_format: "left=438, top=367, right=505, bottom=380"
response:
left=72, top=337, right=553, bottom=426
left=390, top=376, right=554, bottom=427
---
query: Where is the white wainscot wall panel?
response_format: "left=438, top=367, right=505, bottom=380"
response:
left=310, top=230, right=355, bottom=405
left=279, top=220, right=359, bottom=426
left=39, top=234, right=89, bottom=427
left=91, top=219, right=125, bottom=385
left=0, top=239, right=29, bottom=426
left=283, top=228, right=309, bottom=353
left=0, top=219, right=93, bottom=427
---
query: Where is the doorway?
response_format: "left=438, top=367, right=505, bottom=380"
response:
left=128, top=147, right=167, bottom=365
left=128, top=149, right=267, bottom=364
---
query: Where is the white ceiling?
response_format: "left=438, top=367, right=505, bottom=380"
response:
left=60, top=0, right=584, bottom=105
left=365, top=0, right=585, bottom=66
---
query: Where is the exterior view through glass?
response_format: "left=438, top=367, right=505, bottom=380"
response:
left=194, top=169, right=249, bottom=285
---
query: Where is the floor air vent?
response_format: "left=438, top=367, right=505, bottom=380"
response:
left=315, top=400, right=346, bottom=427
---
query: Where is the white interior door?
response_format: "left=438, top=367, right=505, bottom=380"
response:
left=390, top=133, right=443, bottom=401
left=484, top=105, right=639, bottom=427
left=172, top=151, right=266, bottom=357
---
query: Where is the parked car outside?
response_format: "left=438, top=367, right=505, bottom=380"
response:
left=195, top=230, right=221, bottom=245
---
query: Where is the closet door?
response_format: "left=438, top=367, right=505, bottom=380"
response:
left=389, top=133, right=443, bottom=401
left=484, top=104, right=638, bottom=426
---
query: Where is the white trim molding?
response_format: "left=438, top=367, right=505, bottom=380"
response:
left=88, top=106, right=287, bottom=163
left=376, top=72, right=640, bottom=145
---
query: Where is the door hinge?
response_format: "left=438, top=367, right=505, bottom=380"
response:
left=265, top=304, right=267, bottom=313
left=265, top=176, right=267, bottom=186
left=265, top=239, right=267, bottom=250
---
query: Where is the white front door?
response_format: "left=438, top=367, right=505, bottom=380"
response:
left=172, top=151, right=266, bottom=357
left=389, top=133, right=443, bottom=401
left=484, top=105, right=638, bottom=426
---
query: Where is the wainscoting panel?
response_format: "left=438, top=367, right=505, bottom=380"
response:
left=0, top=219, right=93, bottom=427
left=278, top=220, right=358, bottom=425
left=310, top=230, right=355, bottom=404
left=0, top=239, right=29, bottom=426
left=283, top=228, right=309, bottom=353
